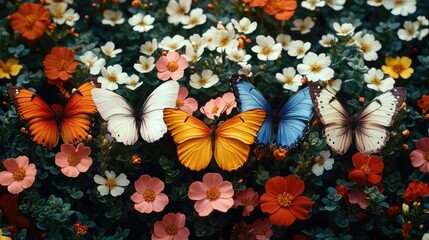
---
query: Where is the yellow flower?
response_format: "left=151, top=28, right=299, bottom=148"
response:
left=0, top=230, right=12, bottom=240
left=0, top=58, right=23, bottom=79
left=381, top=56, right=414, bottom=79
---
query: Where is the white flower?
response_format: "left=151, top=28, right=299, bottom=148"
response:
left=133, top=56, right=155, bottom=73
left=238, top=63, right=253, bottom=77
left=181, top=8, right=206, bottom=29
left=418, top=29, right=429, bottom=40
left=276, top=33, right=292, bottom=51
left=333, top=22, right=355, bottom=36
left=297, top=52, right=334, bottom=82
left=79, top=51, right=106, bottom=75
left=417, top=16, right=429, bottom=26
left=101, top=41, right=122, bottom=58
left=364, top=68, right=395, bottom=92
left=291, top=17, right=315, bottom=34
left=276, top=67, right=303, bottom=92
left=183, top=45, right=204, bottom=62
left=231, top=17, right=257, bottom=34
left=94, top=170, right=130, bottom=197
left=185, top=34, right=207, bottom=50
left=251, top=35, right=282, bottom=61
left=397, top=21, right=420, bottom=41
left=326, top=79, right=342, bottom=94
left=159, top=35, right=186, bottom=51
left=326, top=0, right=346, bottom=10
left=203, top=27, right=219, bottom=51
left=367, top=0, right=383, bottom=6
left=354, top=32, right=382, bottom=61
left=382, top=0, right=416, bottom=16
left=319, top=34, right=338, bottom=47
left=63, top=8, right=79, bottom=26
left=97, top=64, right=128, bottom=90
left=101, top=9, right=125, bottom=26
left=125, top=74, right=143, bottom=90
left=311, top=151, right=334, bottom=176
left=301, top=0, right=325, bottom=10
left=48, top=2, right=67, bottom=25
left=287, top=40, right=311, bottom=59
left=189, top=70, right=219, bottom=89
left=214, top=28, right=238, bottom=52
left=422, top=233, right=429, bottom=240
left=226, top=47, right=251, bottom=64
left=128, top=13, right=155, bottom=32
left=166, top=0, right=192, bottom=25
left=140, top=38, right=158, bottom=55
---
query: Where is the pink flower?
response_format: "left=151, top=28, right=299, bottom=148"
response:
left=156, top=52, right=188, bottom=81
left=251, top=218, right=273, bottom=240
left=348, top=189, right=369, bottom=209
left=130, top=175, right=169, bottom=213
left=199, top=97, right=226, bottom=120
left=152, top=212, right=190, bottom=240
left=176, top=87, right=198, bottom=115
left=222, top=92, right=237, bottom=115
left=410, top=137, right=429, bottom=173
left=188, top=172, right=234, bottom=217
left=233, top=188, right=259, bottom=216
left=0, top=156, right=36, bottom=194
left=55, top=143, right=92, bottom=178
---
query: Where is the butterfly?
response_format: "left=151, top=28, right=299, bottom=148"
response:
left=7, top=79, right=100, bottom=148
left=230, top=75, right=314, bottom=149
left=163, top=108, right=266, bottom=171
left=91, top=80, right=179, bottom=145
left=309, top=84, right=407, bottom=155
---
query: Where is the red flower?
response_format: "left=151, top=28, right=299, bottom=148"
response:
left=10, top=2, right=50, bottom=41
left=43, top=46, right=78, bottom=84
left=260, top=175, right=312, bottom=226
left=403, top=181, right=429, bottom=203
left=387, top=205, right=400, bottom=217
left=402, top=221, right=411, bottom=238
left=418, top=94, right=429, bottom=115
left=73, top=222, right=88, bottom=236
left=348, top=152, right=384, bottom=186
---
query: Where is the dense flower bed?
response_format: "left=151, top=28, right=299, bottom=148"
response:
left=0, top=0, right=429, bottom=239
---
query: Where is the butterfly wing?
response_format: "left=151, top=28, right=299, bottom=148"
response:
left=354, top=87, right=406, bottom=155
left=214, top=109, right=266, bottom=171
left=231, top=75, right=273, bottom=146
left=139, top=80, right=179, bottom=143
left=91, top=88, right=139, bottom=145
left=7, top=87, right=60, bottom=148
left=163, top=108, right=212, bottom=171
left=310, top=84, right=353, bottom=155
left=60, top=79, right=100, bottom=145
left=277, top=87, right=313, bottom=149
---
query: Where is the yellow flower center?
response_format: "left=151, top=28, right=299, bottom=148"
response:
left=296, top=48, right=305, bottom=56
left=105, top=178, right=117, bottom=189
left=360, top=42, right=370, bottom=53
left=143, top=189, right=156, bottom=202
left=277, top=192, right=294, bottom=207
left=68, top=154, right=81, bottom=166
left=25, top=14, right=36, bottom=29
left=424, top=152, right=429, bottom=162
left=241, top=197, right=251, bottom=206
left=167, top=61, right=178, bottom=72
left=316, top=155, right=325, bottom=166
left=108, top=75, right=118, bottom=83
left=261, top=46, right=272, bottom=56
left=271, top=0, right=285, bottom=9
left=165, top=224, right=178, bottom=235
left=284, top=76, right=294, bottom=84
left=206, top=187, right=220, bottom=201
left=13, top=167, right=26, bottom=181
left=178, top=6, right=186, bottom=15
left=57, top=59, right=68, bottom=71
left=176, top=99, right=184, bottom=108
left=372, top=77, right=382, bottom=86
left=392, top=64, right=404, bottom=74
left=199, top=78, right=208, bottom=86
left=0, top=62, right=11, bottom=74
left=138, top=20, right=147, bottom=27
left=310, top=64, right=322, bottom=73
left=210, top=106, right=219, bottom=115
left=188, top=17, right=198, bottom=26
left=395, top=0, right=403, bottom=5
left=360, top=164, right=371, bottom=174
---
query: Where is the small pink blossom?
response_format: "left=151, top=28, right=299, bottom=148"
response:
left=222, top=92, right=237, bottom=115
left=199, top=97, right=226, bottom=120
left=55, top=143, right=92, bottom=178
left=348, top=189, right=369, bottom=209
left=188, top=172, right=234, bottom=217
left=410, top=137, right=429, bottom=173
left=251, top=218, right=273, bottom=240
left=0, top=156, right=36, bottom=194
left=156, top=51, right=188, bottom=81
left=131, top=175, right=169, bottom=214
left=233, top=188, right=259, bottom=216
left=152, top=212, right=190, bottom=240
left=176, top=86, right=198, bottom=115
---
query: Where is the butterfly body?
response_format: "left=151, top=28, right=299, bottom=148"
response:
left=231, top=75, right=313, bottom=149
left=310, top=84, right=407, bottom=155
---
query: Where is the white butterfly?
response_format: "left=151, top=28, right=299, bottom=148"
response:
left=309, top=84, right=406, bottom=155
left=91, top=80, right=179, bottom=145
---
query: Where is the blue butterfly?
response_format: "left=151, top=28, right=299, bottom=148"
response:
left=230, top=75, right=313, bottom=149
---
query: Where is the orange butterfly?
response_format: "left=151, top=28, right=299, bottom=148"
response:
left=163, top=108, right=266, bottom=171
left=7, top=79, right=100, bottom=148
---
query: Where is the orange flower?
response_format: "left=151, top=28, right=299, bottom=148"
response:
left=10, top=2, right=51, bottom=41
left=260, top=175, right=312, bottom=226
left=43, top=47, right=78, bottom=83
left=243, top=0, right=268, bottom=7
left=418, top=94, right=429, bottom=115
left=263, top=0, right=297, bottom=20
left=348, top=152, right=384, bottom=186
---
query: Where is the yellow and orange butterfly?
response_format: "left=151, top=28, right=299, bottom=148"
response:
left=163, top=108, right=266, bottom=171
left=7, top=79, right=100, bottom=148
